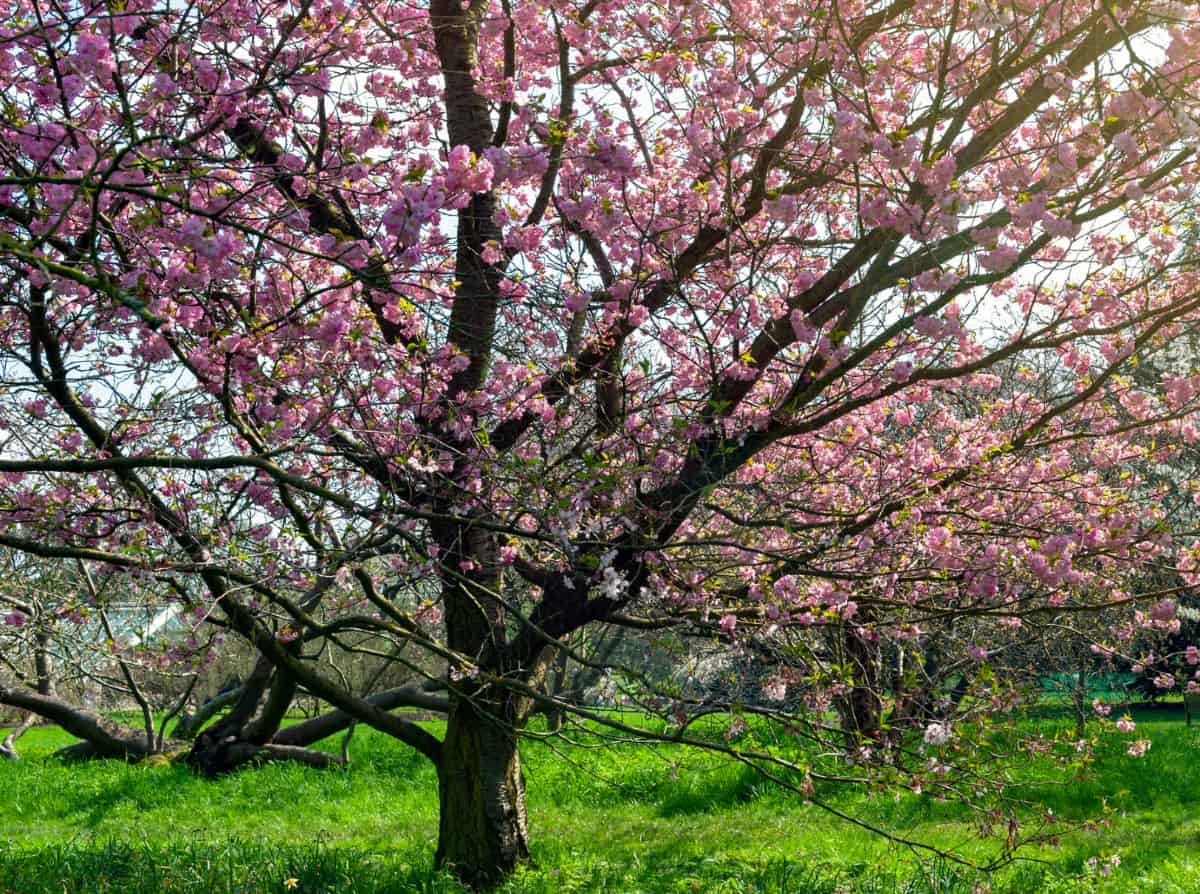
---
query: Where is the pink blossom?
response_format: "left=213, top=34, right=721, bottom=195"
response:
left=764, top=195, right=799, bottom=222
left=444, top=144, right=494, bottom=194
left=1127, top=739, right=1150, bottom=758
left=70, top=31, right=114, bottom=79
left=1113, top=132, right=1138, bottom=159
left=1149, top=600, right=1176, bottom=622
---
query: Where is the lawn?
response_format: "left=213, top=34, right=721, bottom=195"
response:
left=1, top=706, right=1199, bottom=893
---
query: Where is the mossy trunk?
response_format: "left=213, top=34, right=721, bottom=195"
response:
left=435, top=702, right=530, bottom=888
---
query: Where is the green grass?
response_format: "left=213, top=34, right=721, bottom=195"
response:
left=1, top=706, right=1199, bottom=892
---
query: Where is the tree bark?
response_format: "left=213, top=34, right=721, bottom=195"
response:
left=0, top=684, right=166, bottom=759
left=545, top=648, right=569, bottom=733
left=0, top=714, right=35, bottom=760
left=272, top=682, right=447, bottom=747
left=421, top=0, right=534, bottom=880
left=184, top=666, right=448, bottom=775
left=33, top=631, right=54, bottom=697
left=839, top=620, right=882, bottom=747
left=1073, top=656, right=1089, bottom=740
left=0, top=629, right=57, bottom=760
left=435, top=699, right=530, bottom=889
left=172, top=685, right=243, bottom=740
left=185, top=657, right=285, bottom=775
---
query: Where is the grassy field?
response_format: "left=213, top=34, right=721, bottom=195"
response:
left=1, top=706, right=1199, bottom=893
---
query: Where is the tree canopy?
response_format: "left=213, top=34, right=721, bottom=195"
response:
left=2, top=0, right=1200, bottom=885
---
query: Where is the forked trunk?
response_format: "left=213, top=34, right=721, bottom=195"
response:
left=435, top=702, right=530, bottom=888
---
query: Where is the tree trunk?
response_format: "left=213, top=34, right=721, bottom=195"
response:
left=435, top=701, right=530, bottom=889
left=272, top=682, right=447, bottom=747
left=183, top=663, right=442, bottom=775
left=185, top=657, right=286, bottom=775
left=840, top=620, right=882, bottom=748
left=545, top=648, right=569, bottom=733
left=0, top=684, right=166, bottom=759
left=1073, top=657, right=1089, bottom=740
left=33, top=631, right=54, bottom=697
left=0, top=714, right=35, bottom=760
left=0, top=630, right=57, bottom=760
left=172, top=685, right=243, bottom=740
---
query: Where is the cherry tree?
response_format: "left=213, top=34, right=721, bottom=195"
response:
left=3, top=0, right=1200, bottom=884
